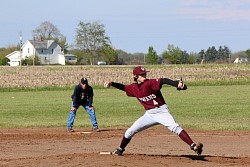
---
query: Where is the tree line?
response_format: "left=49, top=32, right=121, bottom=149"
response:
left=0, top=21, right=249, bottom=65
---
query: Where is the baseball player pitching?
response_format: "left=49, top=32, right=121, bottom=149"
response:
left=104, top=66, right=203, bottom=156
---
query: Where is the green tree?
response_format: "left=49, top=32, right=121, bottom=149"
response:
left=180, top=50, right=189, bottom=64
left=198, top=49, right=205, bottom=64
left=116, top=49, right=130, bottom=65
left=245, top=49, right=250, bottom=59
left=162, top=44, right=182, bottom=64
left=146, top=46, right=158, bottom=64
left=0, top=47, right=19, bottom=57
left=75, top=21, right=111, bottom=65
left=217, top=46, right=231, bottom=63
left=102, top=45, right=118, bottom=65
left=202, top=45, right=231, bottom=63
left=22, top=55, right=40, bottom=65
left=187, top=52, right=196, bottom=64
left=0, top=56, right=9, bottom=65
left=0, top=47, right=19, bottom=66
left=205, top=46, right=217, bottom=62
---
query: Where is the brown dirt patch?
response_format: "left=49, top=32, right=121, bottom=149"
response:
left=0, top=127, right=249, bottom=167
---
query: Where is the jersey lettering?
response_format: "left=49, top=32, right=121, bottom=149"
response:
left=125, top=79, right=166, bottom=110
left=139, top=94, right=156, bottom=102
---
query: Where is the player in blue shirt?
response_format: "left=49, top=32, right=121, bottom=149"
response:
left=67, top=78, right=99, bottom=132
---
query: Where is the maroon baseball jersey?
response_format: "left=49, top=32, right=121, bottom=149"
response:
left=124, top=79, right=166, bottom=110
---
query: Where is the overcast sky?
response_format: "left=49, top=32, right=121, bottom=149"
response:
left=1, top=0, right=250, bottom=54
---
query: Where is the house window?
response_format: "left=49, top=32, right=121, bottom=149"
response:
left=69, top=58, right=72, bottom=60
left=41, top=50, right=43, bottom=53
left=52, top=49, right=54, bottom=54
left=45, top=57, right=47, bottom=60
left=28, top=48, right=29, bottom=53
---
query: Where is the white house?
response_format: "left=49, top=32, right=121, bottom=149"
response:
left=6, top=39, right=65, bottom=66
left=5, top=51, right=21, bottom=66
left=234, top=57, right=248, bottom=64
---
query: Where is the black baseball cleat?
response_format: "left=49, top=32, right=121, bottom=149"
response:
left=67, top=128, right=75, bottom=133
left=191, top=142, right=203, bottom=155
left=113, top=147, right=125, bottom=156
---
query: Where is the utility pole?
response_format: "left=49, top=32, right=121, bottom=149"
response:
left=19, top=32, right=22, bottom=66
left=33, top=37, right=35, bottom=66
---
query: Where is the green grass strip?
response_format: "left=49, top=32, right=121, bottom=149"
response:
left=0, top=85, right=249, bottom=131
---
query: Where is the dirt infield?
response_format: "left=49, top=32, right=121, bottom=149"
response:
left=0, top=127, right=249, bottom=167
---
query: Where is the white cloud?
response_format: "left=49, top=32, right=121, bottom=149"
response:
left=178, top=0, right=250, bottom=21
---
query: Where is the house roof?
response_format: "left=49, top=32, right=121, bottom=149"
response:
left=28, top=40, right=55, bottom=49
left=6, top=51, right=20, bottom=58
left=64, top=54, right=77, bottom=57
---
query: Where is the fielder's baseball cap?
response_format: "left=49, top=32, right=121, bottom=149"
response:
left=81, top=78, right=88, bottom=84
left=133, top=66, right=149, bottom=75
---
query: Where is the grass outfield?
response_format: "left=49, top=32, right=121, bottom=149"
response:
left=0, top=85, right=249, bottom=131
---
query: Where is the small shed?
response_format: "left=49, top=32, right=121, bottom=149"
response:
left=65, top=54, right=77, bottom=64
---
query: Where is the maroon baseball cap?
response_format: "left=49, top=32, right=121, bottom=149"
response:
left=133, top=66, right=149, bottom=75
